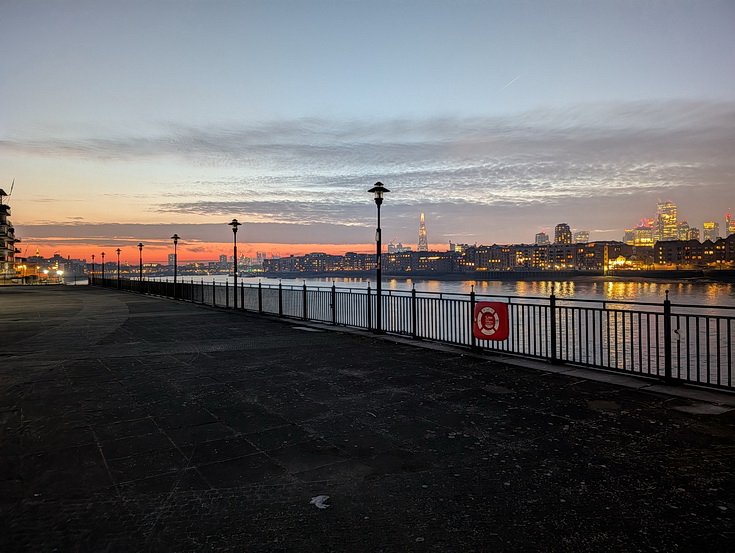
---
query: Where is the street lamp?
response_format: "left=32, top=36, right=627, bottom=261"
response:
left=101, top=252, right=105, bottom=280
left=228, top=219, right=242, bottom=309
left=137, top=243, right=144, bottom=293
left=368, top=181, right=390, bottom=333
left=116, top=248, right=121, bottom=286
left=171, top=234, right=180, bottom=299
left=91, top=254, right=95, bottom=285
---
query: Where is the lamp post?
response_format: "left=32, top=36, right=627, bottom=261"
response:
left=368, top=182, right=389, bottom=333
left=91, top=254, right=95, bottom=285
left=101, top=252, right=105, bottom=280
left=116, top=248, right=121, bottom=286
left=137, top=243, right=144, bottom=293
left=228, top=219, right=241, bottom=309
left=171, top=234, right=180, bottom=299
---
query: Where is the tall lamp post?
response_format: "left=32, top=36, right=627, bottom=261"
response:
left=228, top=219, right=241, bottom=309
left=91, top=254, right=96, bottom=285
left=116, top=248, right=121, bottom=289
left=171, top=234, right=180, bottom=299
left=101, top=252, right=105, bottom=280
left=137, top=243, right=144, bottom=293
left=368, top=182, right=389, bottom=333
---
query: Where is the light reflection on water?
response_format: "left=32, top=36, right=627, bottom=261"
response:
left=151, top=275, right=735, bottom=307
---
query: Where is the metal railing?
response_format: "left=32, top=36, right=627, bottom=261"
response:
left=93, top=277, right=735, bottom=391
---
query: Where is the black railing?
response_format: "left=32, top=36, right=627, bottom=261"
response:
left=93, top=277, right=735, bottom=391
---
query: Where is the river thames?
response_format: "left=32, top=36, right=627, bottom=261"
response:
left=153, top=275, right=735, bottom=307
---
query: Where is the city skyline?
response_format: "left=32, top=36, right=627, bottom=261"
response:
left=2, top=1, right=734, bottom=262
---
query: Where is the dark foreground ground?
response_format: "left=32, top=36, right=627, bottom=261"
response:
left=1, top=286, right=733, bottom=552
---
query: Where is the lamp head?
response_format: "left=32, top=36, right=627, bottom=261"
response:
left=137, top=243, right=144, bottom=251
left=171, top=234, right=180, bottom=244
left=368, top=182, right=390, bottom=206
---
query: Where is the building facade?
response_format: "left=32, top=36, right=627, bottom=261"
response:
left=0, top=188, right=20, bottom=284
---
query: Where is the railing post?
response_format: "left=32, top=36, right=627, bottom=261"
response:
left=470, top=286, right=477, bottom=350
left=225, top=279, right=229, bottom=308
left=201, top=279, right=204, bottom=305
left=278, top=280, right=283, bottom=316
left=549, top=293, right=558, bottom=363
left=258, top=280, right=263, bottom=314
left=663, top=290, right=673, bottom=383
left=331, top=282, right=337, bottom=326
left=411, top=285, right=418, bottom=339
left=240, top=282, right=245, bottom=311
left=302, top=282, right=308, bottom=321
left=367, top=283, right=372, bottom=331
left=212, top=279, right=216, bottom=307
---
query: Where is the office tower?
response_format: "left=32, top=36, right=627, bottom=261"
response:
left=535, top=232, right=550, bottom=245
left=727, top=213, right=735, bottom=236
left=677, top=220, right=690, bottom=241
left=688, top=227, right=700, bottom=241
left=655, top=200, right=678, bottom=241
left=418, top=213, right=428, bottom=251
left=168, top=253, right=176, bottom=267
left=554, top=223, right=572, bottom=244
left=632, top=224, right=654, bottom=247
left=574, top=230, right=590, bottom=244
left=703, top=222, right=719, bottom=242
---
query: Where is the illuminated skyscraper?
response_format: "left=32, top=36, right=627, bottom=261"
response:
left=418, top=213, right=428, bottom=251
left=654, top=200, right=678, bottom=241
left=535, top=231, right=550, bottom=245
left=554, top=223, right=572, bottom=244
left=727, top=213, right=735, bottom=236
left=703, top=222, right=719, bottom=242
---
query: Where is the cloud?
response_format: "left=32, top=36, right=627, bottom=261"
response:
left=5, top=99, right=735, bottom=245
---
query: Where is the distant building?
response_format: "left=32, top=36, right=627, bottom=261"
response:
left=535, top=232, right=550, bottom=245
left=574, top=230, right=590, bottom=244
left=727, top=213, right=735, bottom=236
left=418, top=213, right=428, bottom=251
left=703, top=222, right=720, bottom=242
left=388, top=241, right=412, bottom=253
left=677, top=220, right=690, bottom=241
left=0, top=188, right=20, bottom=284
left=554, top=223, right=572, bottom=244
left=688, top=227, right=701, bottom=241
left=168, top=253, right=176, bottom=267
left=655, top=200, right=678, bottom=241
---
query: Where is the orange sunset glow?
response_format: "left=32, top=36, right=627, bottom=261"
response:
left=25, top=242, right=450, bottom=264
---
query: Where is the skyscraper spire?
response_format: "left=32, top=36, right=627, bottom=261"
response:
left=418, top=213, right=428, bottom=251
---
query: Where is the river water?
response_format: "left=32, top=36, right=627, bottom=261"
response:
left=145, top=274, right=735, bottom=308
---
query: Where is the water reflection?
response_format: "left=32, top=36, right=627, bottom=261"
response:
left=158, top=275, right=735, bottom=306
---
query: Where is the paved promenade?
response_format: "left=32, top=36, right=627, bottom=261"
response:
left=1, top=285, right=734, bottom=552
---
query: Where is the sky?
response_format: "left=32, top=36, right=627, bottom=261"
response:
left=2, top=0, right=734, bottom=263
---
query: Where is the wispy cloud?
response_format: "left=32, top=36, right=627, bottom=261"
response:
left=6, top=100, right=735, bottom=244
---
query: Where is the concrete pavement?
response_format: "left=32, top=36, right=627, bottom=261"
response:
left=1, top=285, right=733, bottom=552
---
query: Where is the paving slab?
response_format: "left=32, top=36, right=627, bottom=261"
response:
left=0, top=285, right=733, bottom=552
